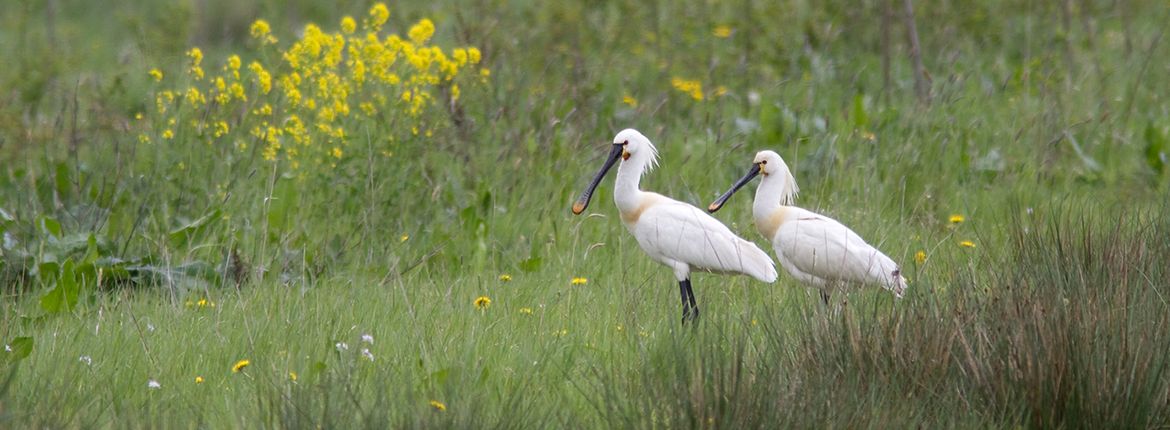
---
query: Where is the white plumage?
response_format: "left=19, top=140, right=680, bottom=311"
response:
left=708, top=150, right=906, bottom=299
left=572, top=129, right=777, bottom=322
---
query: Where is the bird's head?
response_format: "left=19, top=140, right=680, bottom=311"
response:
left=571, top=129, right=658, bottom=215
left=708, top=150, right=799, bottom=213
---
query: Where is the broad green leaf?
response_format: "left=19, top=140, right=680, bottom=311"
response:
left=519, top=256, right=542, bottom=273
left=168, top=209, right=222, bottom=249
left=55, top=162, right=71, bottom=197
left=266, top=178, right=298, bottom=240
left=40, top=259, right=79, bottom=313
left=852, top=94, right=869, bottom=129
left=8, top=337, right=33, bottom=360
left=38, top=216, right=62, bottom=239
left=1144, top=123, right=1166, bottom=175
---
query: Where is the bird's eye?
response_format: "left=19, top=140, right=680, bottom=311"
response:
left=761, top=160, right=768, bottom=165
left=623, top=140, right=629, bottom=145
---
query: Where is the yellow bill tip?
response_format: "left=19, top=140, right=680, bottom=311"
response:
left=572, top=201, right=586, bottom=215
left=707, top=202, right=721, bottom=212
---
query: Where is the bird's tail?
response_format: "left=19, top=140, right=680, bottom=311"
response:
left=735, top=239, right=778, bottom=283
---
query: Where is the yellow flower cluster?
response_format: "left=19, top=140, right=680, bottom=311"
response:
left=671, top=77, right=703, bottom=101
left=144, top=3, right=485, bottom=171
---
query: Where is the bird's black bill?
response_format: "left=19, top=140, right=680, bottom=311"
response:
left=707, top=163, right=761, bottom=213
left=572, top=144, right=624, bottom=215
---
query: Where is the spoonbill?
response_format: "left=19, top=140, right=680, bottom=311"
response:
left=707, top=150, right=906, bottom=302
left=571, top=129, right=778, bottom=323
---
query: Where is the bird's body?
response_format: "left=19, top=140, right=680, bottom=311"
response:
left=619, top=192, right=778, bottom=283
left=573, top=129, right=777, bottom=322
left=709, top=151, right=906, bottom=299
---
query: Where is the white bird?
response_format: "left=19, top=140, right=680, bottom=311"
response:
left=572, top=129, right=778, bottom=323
left=707, top=150, right=906, bottom=302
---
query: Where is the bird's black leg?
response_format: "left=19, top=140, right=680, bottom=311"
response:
left=679, top=279, right=693, bottom=324
left=684, top=278, right=699, bottom=322
left=820, top=289, right=831, bottom=306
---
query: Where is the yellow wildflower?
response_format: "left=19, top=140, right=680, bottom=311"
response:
left=162, top=129, right=174, bottom=140
left=232, top=359, right=250, bottom=373
left=571, top=277, right=588, bottom=285
left=713, top=25, right=732, bottom=38
left=949, top=214, right=965, bottom=224
left=368, top=3, right=390, bottom=30
left=400, top=234, right=409, bottom=242
left=227, top=55, right=241, bottom=72
left=622, top=95, right=638, bottom=107
left=467, top=47, right=482, bottom=64
left=148, top=68, right=164, bottom=82
left=959, top=240, right=976, bottom=248
left=914, top=251, right=926, bottom=265
left=499, top=274, right=512, bottom=282
left=195, top=376, right=204, bottom=384
left=474, top=296, right=491, bottom=310
left=249, top=62, right=272, bottom=94
left=331, top=147, right=343, bottom=158
left=187, top=47, right=204, bottom=79
left=519, top=307, right=533, bottom=315
left=250, top=19, right=277, bottom=44
left=185, top=86, right=206, bottom=107
left=714, top=85, right=728, bottom=97
left=429, top=400, right=446, bottom=411
left=340, top=16, right=356, bottom=34
left=409, top=18, right=435, bottom=44
left=670, top=77, right=703, bottom=101
left=289, top=371, right=298, bottom=381
left=213, top=121, right=230, bottom=138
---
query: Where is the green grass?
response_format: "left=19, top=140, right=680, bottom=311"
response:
left=2, top=0, right=1170, bottom=427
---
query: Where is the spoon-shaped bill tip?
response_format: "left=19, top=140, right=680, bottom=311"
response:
left=570, top=144, right=624, bottom=215
left=707, top=163, right=761, bottom=213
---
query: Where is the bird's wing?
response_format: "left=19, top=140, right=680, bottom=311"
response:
left=632, top=199, right=777, bottom=282
left=775, top=209, right=894, bottom=286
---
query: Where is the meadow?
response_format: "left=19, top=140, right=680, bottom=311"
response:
left=1, top=0, right=1169, bottom=427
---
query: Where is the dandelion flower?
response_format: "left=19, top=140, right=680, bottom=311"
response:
left=232, top=359, right=251, bottom=373
left=474, top=296, right=491, bottom=310
left=959, top=240, right=976, bottom=248
left=949, top=214, right=965, bottom=224
left=571, top=277, right=588, bottom=285
left=499, top=274, right=512, bottom=282
left=429, top=400, right=447, bottom=411
left=914, top=251, right=927, bottom=264
left=195, top=376, right=204, bottom=384
left=670, top=77, right=704, bottom=101
left=712, top=25, right=733, bottom=38
left=147, top=379, right=161, bottom=389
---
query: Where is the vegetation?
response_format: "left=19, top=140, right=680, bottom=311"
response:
left=2, top=0, right=1168, bottom=427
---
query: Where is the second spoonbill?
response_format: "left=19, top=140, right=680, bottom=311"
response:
left=707, top=150, right=907, bottom=301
